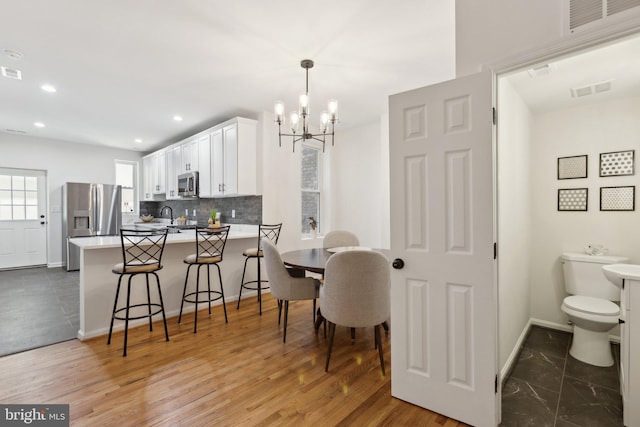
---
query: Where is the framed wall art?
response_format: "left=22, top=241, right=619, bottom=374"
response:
left=557, top=155, right=588, bottom=180
left=600, top=186, right=635, bottom=211
left=558, top=188, right=588, bottom=211
left=599, top=150, right=634, bottom=177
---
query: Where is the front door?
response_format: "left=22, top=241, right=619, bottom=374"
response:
left=0, top=168, right=48, bottom=269
left=389, top=71, right=497, bottom=426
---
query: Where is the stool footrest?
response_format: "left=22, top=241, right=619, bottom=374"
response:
left=183, top=290, right=224, bottom=304
left=113, top=303, right=165, bottom=321
left=239, top=280, right=270, bottom=292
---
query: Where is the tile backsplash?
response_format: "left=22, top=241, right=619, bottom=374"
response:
left=140, top=195, right=262, bottom=225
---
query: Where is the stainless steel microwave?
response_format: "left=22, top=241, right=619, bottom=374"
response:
left=178, top=172, right=199, bottom=198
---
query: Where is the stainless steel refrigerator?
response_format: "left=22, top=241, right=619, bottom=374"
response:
left=62, top=182, right=122, bottom=271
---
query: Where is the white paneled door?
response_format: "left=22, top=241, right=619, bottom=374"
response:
left=389, top=71, right=497, bottom=427
left=0, top=169, right=48, bottom=269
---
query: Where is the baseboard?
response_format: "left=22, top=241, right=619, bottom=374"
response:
left=48, top=262, right=63, bottom=268
left=500, top=316, right=621, bottom=382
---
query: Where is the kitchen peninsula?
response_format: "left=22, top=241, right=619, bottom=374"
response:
left=71, top=224, right=259, bottom=340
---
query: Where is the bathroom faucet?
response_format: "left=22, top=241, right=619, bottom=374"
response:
left=161, top=206, right=174, bottom=224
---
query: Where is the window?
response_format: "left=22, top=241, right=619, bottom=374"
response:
left=0, top=174, right=39, bottom=220
left=115, top=160, right=138, bottom=214
left=301, top=144, right=321, bottom=235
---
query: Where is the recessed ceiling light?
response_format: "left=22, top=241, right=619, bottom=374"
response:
left=1, top=66, right=22, bottom=80
left=173, top=115, right=183, bottom=122
left=41, top=84, right=57, bottom=93
left=3, top=49, right=24, bottom=60
left=134, top=138, right=143, bottom=143
left=34, top=122, right=45, bottom=128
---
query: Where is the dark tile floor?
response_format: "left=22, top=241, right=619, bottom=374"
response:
left=501, top=325, right=623, bottom=427
left=0, top=267, right=79, bottom=356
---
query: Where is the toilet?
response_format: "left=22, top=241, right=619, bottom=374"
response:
left=560, top=252, right=627, bottom=367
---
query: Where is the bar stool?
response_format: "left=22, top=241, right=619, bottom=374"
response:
left=179, top=225, right=230, bottom=333
left=237, top=223, right=282, bottom=315
left=107, top=228, right=169, bottom=357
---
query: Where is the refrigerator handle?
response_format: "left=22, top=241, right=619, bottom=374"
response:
left=92, top=184, right=100, bottom=234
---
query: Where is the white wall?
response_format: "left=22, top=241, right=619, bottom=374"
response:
left=328, top=118, right=390, bottom=249
left=0, top=133, right=141, bottom=266
left=530, top=96, right=640, bottom=326
left=497, top=79, right=533, bottom=372
left=455, top=0, right=563, bottom=76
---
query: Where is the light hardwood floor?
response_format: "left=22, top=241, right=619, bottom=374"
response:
left=0, top=293, right=468, bottom=426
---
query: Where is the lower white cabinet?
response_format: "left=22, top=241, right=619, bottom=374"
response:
left=621, top=279, right=638, bottom=427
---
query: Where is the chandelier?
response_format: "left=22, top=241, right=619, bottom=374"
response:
left=274, top=59, right=338, bottom=152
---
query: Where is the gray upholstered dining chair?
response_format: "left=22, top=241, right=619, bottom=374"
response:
left=262, top=240, right=320, bottom=343
left=320, top=250, right=390, bottom=375
left=322, top=230, right=359, bottom=249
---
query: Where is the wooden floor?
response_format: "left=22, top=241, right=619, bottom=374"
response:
left=0, top=293, right=468, bottom=426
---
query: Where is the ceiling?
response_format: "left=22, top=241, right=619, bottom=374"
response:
left=0, top=0, right=456, bottom=153
left=504, top=34, right=640, bottom=114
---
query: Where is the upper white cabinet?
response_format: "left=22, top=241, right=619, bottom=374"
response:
left=165, top=145, right=181, bottom=200
left=142, top=116, right=258, bottom=200
left=208, top=117, right=257, bottom=197
left=181, top=138, right=199, bottom=173
left=142, top=150, right=166, bottom=200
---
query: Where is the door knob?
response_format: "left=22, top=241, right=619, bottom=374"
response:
left=392, top=258, right=405, bottom=269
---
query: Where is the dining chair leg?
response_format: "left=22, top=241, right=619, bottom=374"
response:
left=325, top=322, right=336, bottom=372
left=382, top=320, right=389, bottom=336
left=123, top=276, right=133, bottom=357
left=277, top=300, right=283, bottom=325
left=375, top=324, right=385, bottom=376
left=351, top=327, right=356, bottom=344
left=145, top=274, right=153, bottom=331
left=313, top=299, right=316, bottom=323
left=283, top=300, right=289, bottom=343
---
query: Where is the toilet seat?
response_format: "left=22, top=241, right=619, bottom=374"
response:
left=563, top=295, right=619, bottom=316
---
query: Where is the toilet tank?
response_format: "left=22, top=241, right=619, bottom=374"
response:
left=561, top=252, right=628, bottom=301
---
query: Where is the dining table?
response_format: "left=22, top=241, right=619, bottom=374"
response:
left=280, top=246, right=389, bottom=334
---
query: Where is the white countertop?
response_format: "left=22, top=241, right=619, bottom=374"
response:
left=70, top=224, right=258, bottom=249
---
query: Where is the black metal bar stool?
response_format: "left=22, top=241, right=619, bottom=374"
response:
left=107, top=228, right=169, bottom=357
left=179, top=225, right=230, bottom=333
left=237, top=223, right=282, bottom=315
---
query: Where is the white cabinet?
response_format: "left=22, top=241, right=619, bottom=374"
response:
left=621, top=278, right=639, bottom=427
left=142, top=150, right=166, bottom=200
left=181, top=139, right=199, bottom=173
left=208, top=117, right=257, bottom=197
left=197, top=133, right=212, bottom=197
left=165, top=145, right=181, bottom=200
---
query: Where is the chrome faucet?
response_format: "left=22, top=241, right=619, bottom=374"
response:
left=161, top=206, right=174, bottom=224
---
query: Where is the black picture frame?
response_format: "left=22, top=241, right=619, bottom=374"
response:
left=557, top=188, right=588, bottom=211
left=557, top=155, right=588, bottom=180
left=600, top=186, right=635, bottom=211
left=599, top=150, right=634, bottom=177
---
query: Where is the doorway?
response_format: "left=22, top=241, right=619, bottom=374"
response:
left=0, top=167, right=48, bottom=269
left=496, top=33, right=640, bottom=425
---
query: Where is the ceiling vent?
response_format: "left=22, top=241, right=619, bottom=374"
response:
left=1, top=66, right=22, bottom=80
left=570, top=79, right=614, bottom=98
left=567, top=0, right=640, bottom=31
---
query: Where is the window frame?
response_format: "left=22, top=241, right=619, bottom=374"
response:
left=115, top=159, right=139, bottom=216
left=300, top=141, right=323, bottom=237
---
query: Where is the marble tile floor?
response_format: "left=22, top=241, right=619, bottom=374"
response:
left=0, top=267, right=79, bottom=357
left=501, top=325, right=623, bottom=427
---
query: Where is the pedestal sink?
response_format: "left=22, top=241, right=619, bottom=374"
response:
left=602, top=263, right=640, bottom=288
